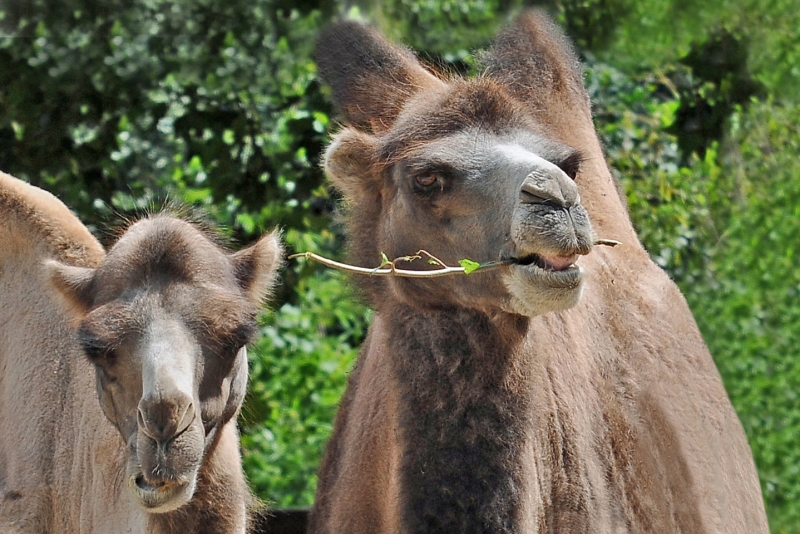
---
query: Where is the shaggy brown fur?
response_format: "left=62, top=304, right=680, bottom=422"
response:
left=309, top=11, right=768, bottom=534
left=0, top=172, right=281, bottom=533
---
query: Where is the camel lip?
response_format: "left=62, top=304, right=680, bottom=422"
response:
left=507, top=253, right=580, bottom=272
left=128, top=471, right=194, bottom=513
left=133, top=473, right=170, bottom=491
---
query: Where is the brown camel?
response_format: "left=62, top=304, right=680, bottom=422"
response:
left=0, top=172, right=281, bottom=533
left=309, top=11, right=768, bottom=534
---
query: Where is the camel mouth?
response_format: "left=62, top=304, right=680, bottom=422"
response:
left=501, top=251, right=585, bottom=316
left=503, top=250, right=584, bottom=294
left=512, top=253, right=579, bottom=272
left=511, top=260, right=583, bottom=289
left=128, top=471, right=196, bottom=514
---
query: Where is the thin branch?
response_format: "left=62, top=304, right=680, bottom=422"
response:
left=289, top=240, right=620, bottom=278
left=594, top=238, right=621, bottom=247
left=288, top=251, right=496, bottom=278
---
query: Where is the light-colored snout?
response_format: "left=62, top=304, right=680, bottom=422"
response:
left=497, top=144, right=596, bottom=317
left=137, top=316, right=199, bottom=444
left=517, top=162, right=592, bottom=257
left=127, top=317, right=202, bottom=513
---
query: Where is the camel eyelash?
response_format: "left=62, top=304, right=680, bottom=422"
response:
left=222, top=320, right=258, bottom=353
left=556, top=151, right=584, bottom=180
left=77, top=334, right=115, bottom=363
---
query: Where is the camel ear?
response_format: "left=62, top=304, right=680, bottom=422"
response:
left=485, top=10, right=591, bottom=122
left=45, top=260, right=97, bottom=318
left=324, top=128, right=382, bottom=202
left=315, top=19, right=443, bottom=132
left=231, top=231, right=283, bottom=306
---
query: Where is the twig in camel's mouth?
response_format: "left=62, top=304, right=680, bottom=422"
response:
left=287, top=238, right=620, bottom=278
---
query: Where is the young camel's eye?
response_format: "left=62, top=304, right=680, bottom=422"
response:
left=217, top=319, right=258, bottom=356
left=83, top=343, right=118, bottom=367
left=77, top=327, right=118, bottom=367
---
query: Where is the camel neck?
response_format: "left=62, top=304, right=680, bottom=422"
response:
left=386, top=304, right=532, bottom=534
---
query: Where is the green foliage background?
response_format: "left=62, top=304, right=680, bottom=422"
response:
left=1, top=0, right=798, bottom=530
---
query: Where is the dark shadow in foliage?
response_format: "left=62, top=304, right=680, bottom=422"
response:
left=668, top=29, right=763, bottom=161
left=531, top=0, right=632, bottom=52
left=0, top=0, right=338, bottom=245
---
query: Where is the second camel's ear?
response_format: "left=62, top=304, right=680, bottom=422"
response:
left=315, top=19, right=444, bottom=133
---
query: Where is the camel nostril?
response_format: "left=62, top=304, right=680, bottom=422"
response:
left=520, top=173, right=567, bottom=207
left=176, top=401, right=195, bottom=436
left=519, top=188, right=550, bottom=205
left=137, top=406, right=154, bottom=439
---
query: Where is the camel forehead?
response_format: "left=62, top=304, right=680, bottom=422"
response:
left=376, top=82, right=583, bottom=166
left=384, top=126, right=579, bottom=178
left=378, top=81, right=529, bottom=159
left=95, top=217, right=235, bottom=297
left=80, top=283, right=255, bottom=350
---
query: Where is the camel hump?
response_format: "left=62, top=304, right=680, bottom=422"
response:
left=0, top=172, right=104, bottom=267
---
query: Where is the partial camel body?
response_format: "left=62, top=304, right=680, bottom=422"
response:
left=0, top=172, right=281, bottom=533
left=309, top=11, right=768, bottom=534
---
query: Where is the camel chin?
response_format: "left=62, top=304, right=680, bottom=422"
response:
left=502, top=263, right=585, bottom=316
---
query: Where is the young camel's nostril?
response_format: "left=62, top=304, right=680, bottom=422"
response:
left=175, top=401, right=196, bottom=437
left=137, top=395, right=195, bottom=443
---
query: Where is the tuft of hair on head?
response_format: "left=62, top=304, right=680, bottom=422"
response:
left=101, top=199, right=233, bottom=250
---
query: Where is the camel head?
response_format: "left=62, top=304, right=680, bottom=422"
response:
left=45, top=215, right=281, bottom=513
left=316, top=14, right=595, bottom=316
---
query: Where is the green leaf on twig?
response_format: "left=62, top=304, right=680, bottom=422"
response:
left=458, top=258, right=481, bottom=274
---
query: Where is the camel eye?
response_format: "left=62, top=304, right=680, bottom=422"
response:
left=78, top=328, right=115, bottom=364
left=415, top=172, right=440, bottom=189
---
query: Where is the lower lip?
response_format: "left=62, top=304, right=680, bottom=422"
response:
left=134, top=474, right=166, bottom=491
left=129, top=474, right=186, bottom=509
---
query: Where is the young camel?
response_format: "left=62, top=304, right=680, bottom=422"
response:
left=309, top=11, right=769, bottom=534
left=0, top=172, right=281, bottom=533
